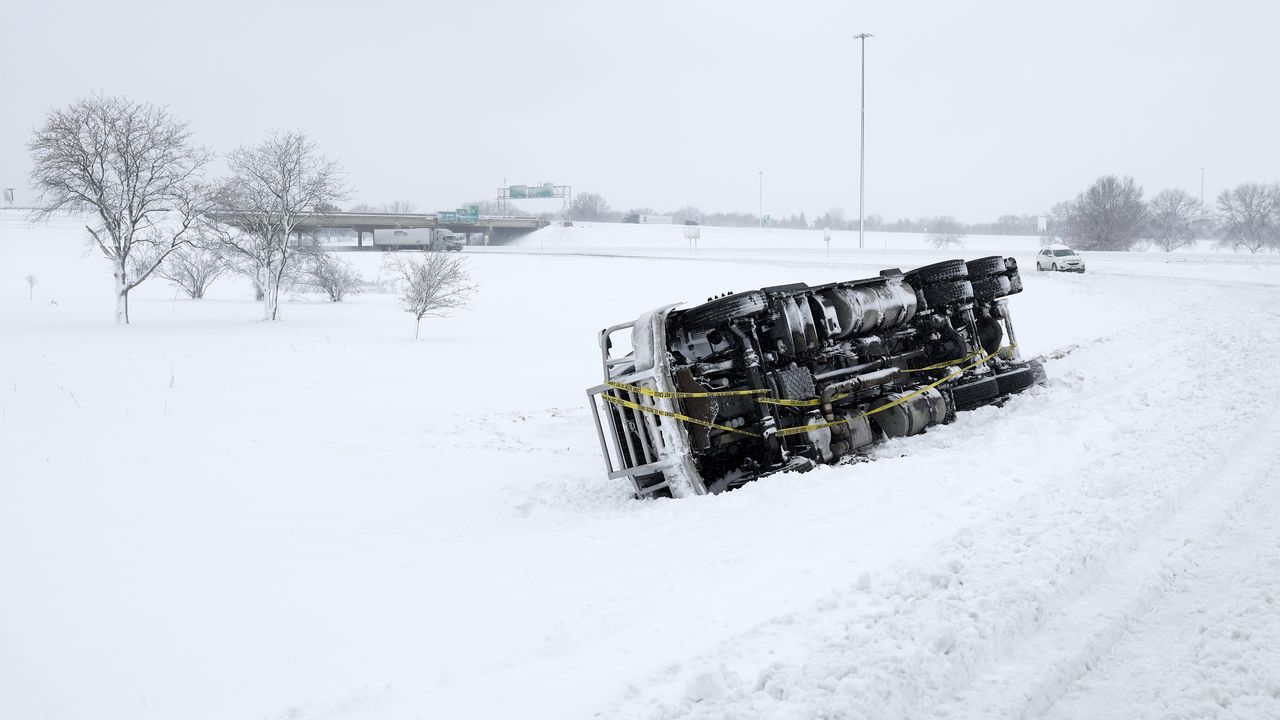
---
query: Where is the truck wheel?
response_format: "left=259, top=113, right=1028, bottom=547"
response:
left=680, top=291, right=768, bottom=331
left=971, top=275, right=1012, bottom=300
left=1028, top=358, right=1048, bottom=385
left=965, top=255, right=1006, bottom=279
left=921, top=279, right=974, bottom=309
left=995, top=366, right=1036, bottom=396
left=906, top=259, right=968, bottom=286
left=951, top=376, right=1001, bottom=410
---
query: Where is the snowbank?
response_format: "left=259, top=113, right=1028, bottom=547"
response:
left=3, top=208, right=1279, bottom=720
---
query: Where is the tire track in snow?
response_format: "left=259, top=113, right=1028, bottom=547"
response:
left=932, top=407, right=1280, bottom=720
left=1038, top=455, right=1280, bottom=720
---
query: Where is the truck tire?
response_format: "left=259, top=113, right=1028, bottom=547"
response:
left=951, top=375, right=1001, bottom=410
left=680, top=291, right=767, bottom=331
left=922, top=279, right=974, bottom=309
left=906, top=259, right=968, bottom=286
left=966, top=255, right=1007, bottom=279
left=1028, top=357, right=1048, bottom=385
left=971, top=274, right=1012, bottom=300
left=995, top=366, right=1036, bottom=396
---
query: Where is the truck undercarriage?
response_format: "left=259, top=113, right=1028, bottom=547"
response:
left=587, top=256, right=1045, bottom=497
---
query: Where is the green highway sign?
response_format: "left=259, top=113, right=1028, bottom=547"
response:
left=501, top=183, right=565, bottom=201
left=438, top=205, right=480, bottom=224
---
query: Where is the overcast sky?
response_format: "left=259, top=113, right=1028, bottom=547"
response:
left=2, top=0, right=1278, bottom=222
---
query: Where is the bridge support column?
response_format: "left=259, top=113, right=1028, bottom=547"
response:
left=357, top=229, right=364, bottom=247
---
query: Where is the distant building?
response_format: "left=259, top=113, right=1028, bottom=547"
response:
left=638, top=214, right=673, bottom=224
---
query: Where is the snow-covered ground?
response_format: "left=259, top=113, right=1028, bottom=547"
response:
left=3, top=210, right=1279, bottom=720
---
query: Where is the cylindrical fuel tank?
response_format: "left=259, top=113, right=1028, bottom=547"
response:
left=810, top=280, right=918, bottom=340
left=869, top=387, right=949, bottom=438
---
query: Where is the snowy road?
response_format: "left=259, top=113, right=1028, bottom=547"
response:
left=3, top=215, right=1279, bottom=720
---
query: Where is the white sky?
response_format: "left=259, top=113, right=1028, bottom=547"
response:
left=2, top=0, right=1278, bottom=222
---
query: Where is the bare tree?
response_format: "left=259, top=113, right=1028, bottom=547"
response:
left=567, top=192, right=611, bottom=221
left=1045, top=200, right=1080, bottom=246
left=670, top=206, right=704, bottom=225
left=25, top=274, right=37, bottom=300
left=304, top=253, right=361, bottom=302
left=382, top=200, right=419, bottom=214
left=211, top=131, right=347, bottom=320
left=1070, top=175, right=1147, bottom=251
left=155, top=236, right=226, bottom=298
left=813, top=207, right=848, bottom=231
left=925, top=216, right=967, bottom=249
left=1145, top=188, right=1202, bottom=252
left=384, top=253, right=476, bottom=339
left=1215, top=183, right=1280, bottom=253
left=28, top=95, right=211, bottom=323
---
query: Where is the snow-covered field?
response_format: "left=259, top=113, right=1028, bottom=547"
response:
left=3, top=211, right=1280, bottom=720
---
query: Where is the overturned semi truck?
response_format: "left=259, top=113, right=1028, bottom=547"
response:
left=586, top=256, right=1045, bottom=497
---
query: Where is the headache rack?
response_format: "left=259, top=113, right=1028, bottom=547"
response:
left=585, top=317, right=699, bottom=498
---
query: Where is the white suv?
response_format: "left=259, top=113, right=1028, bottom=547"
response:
left=1036, top=248, right=1085, bottom=273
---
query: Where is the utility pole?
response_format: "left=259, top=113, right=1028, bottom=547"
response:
left=855, top=33, right=873, bottom=250
left=758, top=171, right=764, bottom=228
left=1200, top=167, right=1205, bottom=207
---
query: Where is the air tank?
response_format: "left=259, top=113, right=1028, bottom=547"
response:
left=809, top=279, right=918, bottom=341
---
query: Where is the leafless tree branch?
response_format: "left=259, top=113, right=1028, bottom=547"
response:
left=384, top=253, right=477, bottom=339
left=209, top=130, right=348, bottom=320
left=28, top=94, right=211, bottom=323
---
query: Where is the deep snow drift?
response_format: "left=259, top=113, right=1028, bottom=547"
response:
left=2, top=211, right=1279, bottom=720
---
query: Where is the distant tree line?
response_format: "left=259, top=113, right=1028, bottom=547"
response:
left=1047, top=175, right=1280, bottom=253
left=560, top=192, right=1044, bottom=237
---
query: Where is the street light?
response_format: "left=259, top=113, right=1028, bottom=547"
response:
left=854, top=32, right=873, bottom=250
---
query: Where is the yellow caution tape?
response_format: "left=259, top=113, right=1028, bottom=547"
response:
left=600, top=392, right=761, bottom=437
left=898, top=349, right=983, bottom=373
left=603, top=345, right=1016, bottom=441
left=757, top=391, right=860, bottom=408
left=772, top=345, right=1014, bottom=438
left=607, top=381, right=771, bottom=399
left=756, top=396, right=823, bottom=407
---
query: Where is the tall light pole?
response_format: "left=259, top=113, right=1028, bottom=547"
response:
left=758, top=171, right=764, bottom=227
left=1200, top=167, right=1205, bottom=207
left=854, top=33, right=873, bottom=250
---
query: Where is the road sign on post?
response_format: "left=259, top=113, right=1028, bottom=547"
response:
left=684, top=224, right=701, bottom=255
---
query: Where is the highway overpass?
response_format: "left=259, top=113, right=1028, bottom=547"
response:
left=215, top=211, right=549, bottom=245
